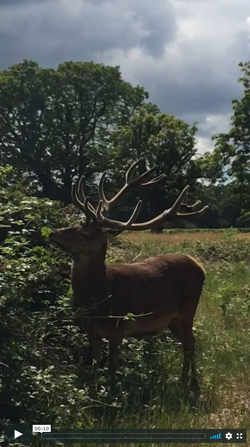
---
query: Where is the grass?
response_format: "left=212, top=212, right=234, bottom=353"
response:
left=93, top=231, right=250, bottom=447
left=124, top=228, right=250, bottom=244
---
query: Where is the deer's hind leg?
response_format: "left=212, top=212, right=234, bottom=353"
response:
left=169, top=317, right=198, bottom=389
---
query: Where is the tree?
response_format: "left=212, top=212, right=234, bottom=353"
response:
left=0, top=60, right=147, bottom=202
left=212, top=61, right=250, bottom=219
left=108, top=109, right=201, bottom=231
left=195, top=148, right=245, bottom=228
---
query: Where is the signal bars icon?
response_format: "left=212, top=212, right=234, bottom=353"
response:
left=210, top=433, right=222, bottom=439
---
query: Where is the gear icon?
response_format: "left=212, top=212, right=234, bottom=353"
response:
left=225, top=432, right=233, bottom=440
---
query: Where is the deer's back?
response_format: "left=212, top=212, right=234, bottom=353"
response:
left=79, top=254, right=205, bottom=339
left=107, top=254, right=205, bottom=316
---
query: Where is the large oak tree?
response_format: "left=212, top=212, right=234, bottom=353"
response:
left=0, top=60, right=147, bottom=202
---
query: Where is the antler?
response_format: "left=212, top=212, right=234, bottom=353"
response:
left=98, top=157, right=166, bottom=212
left=71, top=159, right=208, bottom=231
left=71, top=181, right=96, bottom=223
left=96, top=199, right=143, bottom=230
left=94, top=184, right=208, bottom=230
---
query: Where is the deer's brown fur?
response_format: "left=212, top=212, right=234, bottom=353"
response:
left=49, top=158, right=207, bottom=389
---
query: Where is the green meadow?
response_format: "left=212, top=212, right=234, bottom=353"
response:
left=2, top=230, right=250, bottom=447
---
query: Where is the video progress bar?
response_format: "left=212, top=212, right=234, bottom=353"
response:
left=40, top=429, right=247, bottom=444
left=42, top=432, right=206, bottom=443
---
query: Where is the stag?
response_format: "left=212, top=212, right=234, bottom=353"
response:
left=49, top=158, right=208, bottom=390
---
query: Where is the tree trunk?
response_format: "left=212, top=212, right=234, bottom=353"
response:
left=33, top=164, right=59, bottom=200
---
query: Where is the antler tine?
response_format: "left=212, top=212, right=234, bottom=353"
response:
left=71, top=183, right=85, bottom=213
left=180, top=199, right=202, bottom=213
left=98, top=158, right=165, bottom=213
left=168, top=187, right=207, bottom=217
left=96, top=199, right=142, bottom=229
left=98, top=171, right=109, bottom=210
left=78, top=177, right=97, bottom=214
left=134, top=165, right=158, bottom=183
left=167, top=185, right=190, bottom=216
left=142, top=174, right=166, bottom=186
left=84, top=196, right=97, bottom=220
left=182, top=188, right=189, bottom=203
left=125, top=157, right=144, bottom=183
left=175, top=205, right=209, bottom=218
left=71, top=180, right=96, bottom=222
left=192, top=200, right=202, bottom=208
left=126, top=200, right=142, bottom=226
left=164, top=185, right=208, bottom=218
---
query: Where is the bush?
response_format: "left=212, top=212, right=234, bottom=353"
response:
left=0, top=167, right=82, bottom=425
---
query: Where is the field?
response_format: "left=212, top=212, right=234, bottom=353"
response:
left=2, top=230, right=250, bottom=447
left=103, top=230, right=250, bottom=447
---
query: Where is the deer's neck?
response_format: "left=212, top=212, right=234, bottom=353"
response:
left=71, top=242, right=110, bottom=309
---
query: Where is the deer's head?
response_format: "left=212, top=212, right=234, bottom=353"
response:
left=49, top=158, right=208, bottom=257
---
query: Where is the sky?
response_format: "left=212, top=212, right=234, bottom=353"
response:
left=0, top=0, right=250, bottom=154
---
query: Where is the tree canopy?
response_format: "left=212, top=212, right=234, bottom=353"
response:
left=1, top=59, right=250, bottom=228
left=0, top=60, right=147, bottom=202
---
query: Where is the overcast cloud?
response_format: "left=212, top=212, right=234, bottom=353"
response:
left=0, top=0, right=250, bottom=153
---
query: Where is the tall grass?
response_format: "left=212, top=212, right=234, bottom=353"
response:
left=92, top=232, right=250, bottom=447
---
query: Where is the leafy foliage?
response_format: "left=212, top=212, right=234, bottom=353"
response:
left=0, top=60, right=147, bottom=202
left=0, top=166, right=77, bottom=425
left=208, top=62, right=250, bottom=221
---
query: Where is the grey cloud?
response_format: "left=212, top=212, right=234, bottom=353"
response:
left=0, top=0, right=250, bottom=149
left=0, top=0, right=33, bottom=5
left=150, top=78, right=240, bottom=118
left=0, top=0, right=177, bottom=70
left=142, top=32, right=249, bottom=119
left=0, top=0, right=50, bottom=6
left=99, top=0, right=250, bottom=143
